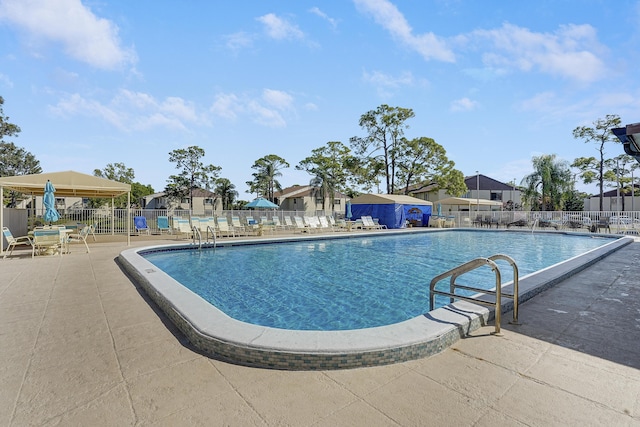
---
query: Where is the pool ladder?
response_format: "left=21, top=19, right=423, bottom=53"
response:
left=429, top=254, right=519, bottom=335
left=192, top=226, right=217, bottom=249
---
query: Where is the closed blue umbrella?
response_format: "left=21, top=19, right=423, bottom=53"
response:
left=346, top=200, right=352, bottom=220
left=437, top=203, right=442, bottom=217
left=43, top=180, right=60, bottom=224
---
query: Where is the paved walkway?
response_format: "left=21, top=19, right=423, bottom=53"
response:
left=1, top=235, right=639, bottom=426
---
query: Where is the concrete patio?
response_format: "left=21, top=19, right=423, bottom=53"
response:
left=1, top=234, right=639, bottom=426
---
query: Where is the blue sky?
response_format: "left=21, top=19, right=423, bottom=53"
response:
left=1, top=0, right=639, bottom=198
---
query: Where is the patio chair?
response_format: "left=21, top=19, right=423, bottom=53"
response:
left=157, top=216, right=171, bottom=234
left=134, top=216, right=150, bottom=235
left=2, top=227, right=33, bottom=259
left=68, top=225, right=91, bottom=253
left=32, top=229, right=62, bottom=257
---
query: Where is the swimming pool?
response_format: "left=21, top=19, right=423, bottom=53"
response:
left=119, top=229, right=632, bottom=369
left=142, top=231, right=611, bottom=331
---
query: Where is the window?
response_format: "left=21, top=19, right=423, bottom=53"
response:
left=490, top=192, right=502, bottom=201
left=334, top=199, right=341, bottom=205
left=204, top=198, right=213, bottom=205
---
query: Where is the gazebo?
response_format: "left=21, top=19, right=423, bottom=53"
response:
left=0, top=171, right=132, bottom=252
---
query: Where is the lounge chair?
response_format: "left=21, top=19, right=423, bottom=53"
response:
left=68, top=225, right=91, bottom=253
left=271, top=216, right=287, bottom=232
left=32, top=229, right=62, bottom=257
left=175, top=219, right=193, bottom=239
left=283, top=216, right=295, bottom=230
left=293, top=216, right=310, bottom=233
left=134, top=216, right=150, bottom=235
left=171, top=216, right=182, bottom=234
left=259, top=216, right=275, bottom=234
left=231, top=216, right=248, bottom=235
left=318, top=216, right=334, bottom=232
left=2, top=227, right=33, bottom=259
left=360, top=216, right=379, bottom=230
left=190, top=217, right=201, bottom=232
left=157, top=216, right=171, bottom=234
left=303, top=216, right=321, bottom=232
left=216, top=217, right=235, bottom=237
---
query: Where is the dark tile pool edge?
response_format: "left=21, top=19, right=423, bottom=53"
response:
left=117, top=231, right=634, bottom=370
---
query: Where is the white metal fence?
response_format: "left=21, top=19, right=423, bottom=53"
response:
left=27, top=208, right=640, bottom=235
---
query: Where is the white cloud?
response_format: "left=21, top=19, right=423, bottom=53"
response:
left=362, top=70, right=417, bottom=97
left=262, top=89, right=294, bottom=110
left=256, top=13, right=304, bottom=40
left=0, top=73, right=13, bottom=88
left=210, top=89, right=296, bottom=128
left=309, top=7, right=337, bottom=29
left=51, top=90, right=204, bottom=131
left=210, top=93, right=243, bottom=120
left=472, top=23, right=608, bottom=83
left=450, top=97, right=479, bottom=112
left=0, top=0, right=136, bottom=70
left=223, top=31, right=255, bottom=51
left=353, top=0, right=455, bottom=62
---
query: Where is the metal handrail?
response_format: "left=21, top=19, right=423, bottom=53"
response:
left=206, top=225, right=217, bottom=248
left=429, top=254, right=520, bottom=335
left=192, top=226, right=202, bottom=249
left=488, top=254, right=519, bottom=324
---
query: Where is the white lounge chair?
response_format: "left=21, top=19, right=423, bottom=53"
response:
left=293, top=216, right=309, bottom=233
left=283, top=216, right=295, bottom=230
left=216, top=217, right=235, bottom=237
left=318, top=216, right=334, bottom=232
left=2, top=227, right=33, bottom=259
left=231, top=216, right=248, bottom=236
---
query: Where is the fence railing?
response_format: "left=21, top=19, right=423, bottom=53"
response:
left=26, top=208, right=640, bottom=235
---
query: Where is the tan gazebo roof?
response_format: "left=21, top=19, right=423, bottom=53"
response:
left=0, top=170, right=131, bottom=198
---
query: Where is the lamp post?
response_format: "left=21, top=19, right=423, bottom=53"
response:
left=476, top=171, right=480, bottom=215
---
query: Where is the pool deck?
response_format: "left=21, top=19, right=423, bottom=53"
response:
left=1, top=231, right=640, bottom=425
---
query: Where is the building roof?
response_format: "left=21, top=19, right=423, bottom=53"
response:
left=350, top=193, right=432, bottom=205
left=0, top=170, right=131, bottom=197
left=274, top=185, right=348, bottom=199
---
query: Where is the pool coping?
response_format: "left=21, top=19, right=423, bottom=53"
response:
left=118, top=229, right=633, bottom=370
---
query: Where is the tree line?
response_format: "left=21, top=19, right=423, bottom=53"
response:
left=0, top=95, right=636, bottom=211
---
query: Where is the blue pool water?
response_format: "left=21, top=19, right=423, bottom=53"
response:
left=143, top=231, right=611, bottom=331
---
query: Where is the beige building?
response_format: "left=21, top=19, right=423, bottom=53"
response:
left=408, top=174, right=522, bottom=211
left=141, top=188, right=219, bottom=215
left=274, top=185, right=349, bottom=215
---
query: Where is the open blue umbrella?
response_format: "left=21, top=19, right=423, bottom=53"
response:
left=246, top=197, right=279, bottom=209
left=345, top=200, right=352, bottom=220
left=43, top=180, right=60, bottom=224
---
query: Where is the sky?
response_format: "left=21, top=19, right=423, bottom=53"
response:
left=1, top=0, right=639, bottom=199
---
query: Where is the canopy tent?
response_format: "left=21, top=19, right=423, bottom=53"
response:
left=437, top=196, right=503, bottom=210
left=349, top=194, right=432, bottom=229
left=0, top=171, right=132, bottom=252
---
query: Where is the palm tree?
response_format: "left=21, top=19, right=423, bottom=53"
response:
left=247, top=155, right=289, bottom=201
left=215, top=178, right=237, bottom=210
left=521, top=154, right=573, bottom=211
